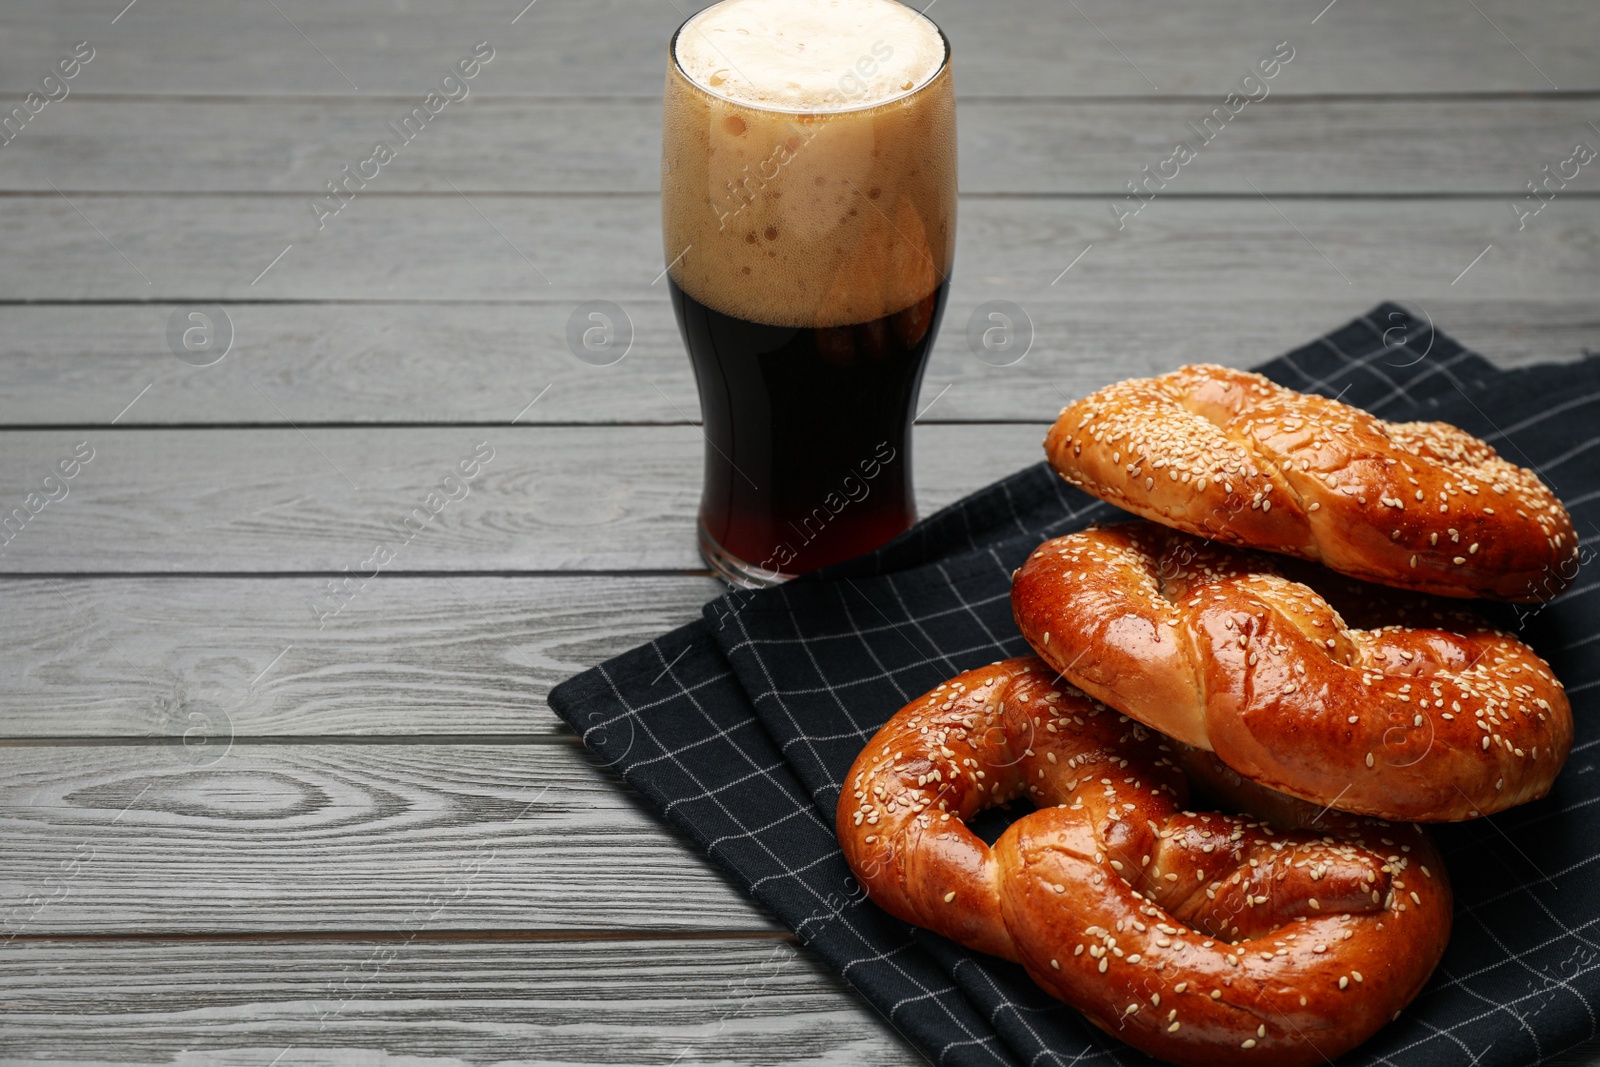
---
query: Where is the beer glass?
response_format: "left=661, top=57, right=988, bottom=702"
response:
left=661, top=0, right=956, bottom=587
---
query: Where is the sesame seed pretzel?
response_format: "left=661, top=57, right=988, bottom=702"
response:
left=836, top=657, right=1451, bottom=1067
left=1012, top=522, right=1573, bottom=821
left=1045, top=364, right=1577, bottom=601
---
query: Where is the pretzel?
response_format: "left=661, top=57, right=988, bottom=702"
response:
left=1011, top=522, right=1572, bottom=821
left=836, top=657, right=1451, bottom=1067
left=1045, top=364, right=1577, bottom=601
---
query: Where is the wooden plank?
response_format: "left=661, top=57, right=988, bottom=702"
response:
left=0, top=424, right=1044, bottom=573
left=0, top=742, right=776, bottom=933
left=10, top=96, right=1600, bottom=194
left=1, top=941, right=1597, bottom=1067
left=2, top=0, right=1595, bottom=96
left=1, top=297, right=1592, bottom=427
left=0, top=937, right=920, bottom=1066
left=0, top=576, right=718, bottom=739
left=9, top=195, right=1593, bottom=304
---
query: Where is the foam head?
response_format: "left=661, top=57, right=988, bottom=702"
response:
left=674, top=0, right=946, bottom=111
left=663, top=0, right=956, bottom=328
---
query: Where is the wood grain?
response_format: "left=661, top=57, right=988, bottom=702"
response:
left=0, top=742, right=777, bottom=934
left=0, top=937, right=922, bottom=1066
left=2, top=936, right=1597, bottom=1067
left=10, top=96, right=1600, bottom=194
left=3, top=0, right=1595, bottom=96
left=1, top=297, right=1592, bottom=427
left=0, top=575, right=719, bottom=738
left=0, top=423, right=1045, bottom=573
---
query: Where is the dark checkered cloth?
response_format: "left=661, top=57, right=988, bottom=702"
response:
left=549, top=305, right=1600, bottom=1067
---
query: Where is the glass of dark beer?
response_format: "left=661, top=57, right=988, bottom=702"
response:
left=662, top=0, right=955, bottom=587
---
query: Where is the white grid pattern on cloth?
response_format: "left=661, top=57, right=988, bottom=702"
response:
left=590, top=635, right=1017, bottom=1066
left=548, top=306, right=1600, bottom=1067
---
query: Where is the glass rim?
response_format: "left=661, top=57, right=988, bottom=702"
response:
left=668, top=3, right=951, bottom=116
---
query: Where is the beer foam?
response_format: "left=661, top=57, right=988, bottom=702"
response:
left=674, top=0, right=945, bottom=111
left=663, top=0, right=956, bottom=328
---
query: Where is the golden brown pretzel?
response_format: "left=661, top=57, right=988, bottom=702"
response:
left=1045, top=364, right=1577, bottom=601
left=1011, top=522, right=1572, bottom=821
left=836, top=657, right=1451, bottom=1067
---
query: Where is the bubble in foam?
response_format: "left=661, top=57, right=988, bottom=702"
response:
left=673, top=0, right=946, bottom=111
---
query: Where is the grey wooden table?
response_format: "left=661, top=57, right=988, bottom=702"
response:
left=1, top=1, right=1597, bottom=1064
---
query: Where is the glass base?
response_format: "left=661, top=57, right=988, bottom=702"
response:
left=698, top=524, right=796, bottom=589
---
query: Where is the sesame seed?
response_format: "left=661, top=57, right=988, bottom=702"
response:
left=943, top=891, right=956, bottom=903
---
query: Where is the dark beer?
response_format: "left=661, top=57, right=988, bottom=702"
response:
left=663, top=0, right=955, bottom=585
left=671, top=277, right=949, bottom=578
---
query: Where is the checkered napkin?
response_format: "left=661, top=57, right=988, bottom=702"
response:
left=548, top=305, right=1600, bottom=1067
